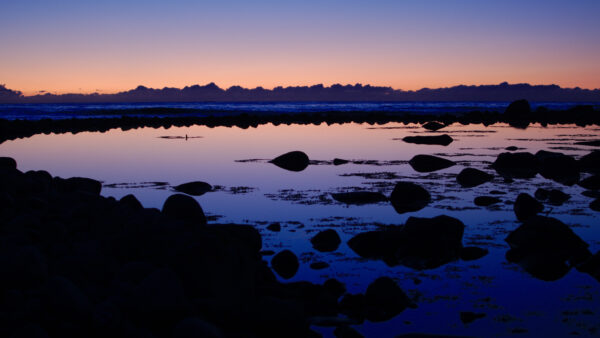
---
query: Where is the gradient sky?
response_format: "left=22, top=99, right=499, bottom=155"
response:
left=1, top=0, right=599, bottom=95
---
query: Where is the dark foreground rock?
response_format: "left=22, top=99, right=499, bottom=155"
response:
left=491, top=152, right=538, bottom=178
left=331, top=191, right=387, bottom=205
left=514, top=193, right=544, bottom=221
left=389, top=182, right=431, bottom=213
left=271, top=250, right=300, bottom=279
left=535, top=151, right=579, bottom=185
left=0, top=156, right=17, bottom=169
left=348, top=215, right=465, bottom=269
left=578, top=175, right=600, bottom=190
left=311, top=229, right=341, bottom=252
left=591, top=199, right=600, bottom=211
left=162, top=193, right=207, bottom=225
left=534, top=188, right=570, bottom=206
left=505, top=216, right=591, bottom=281
left=408, top=155, right=455, bottom=173
left=579, top=151, right=600, bottom=173
left=174, top=181, right=212, bottom=196
left=402, top=134, right=453, bottom=146
left=0, top=158, right=357, bottom=338
left=456, top=168, right=494, bottom=188
left=269, top=151, right=310, bottom=172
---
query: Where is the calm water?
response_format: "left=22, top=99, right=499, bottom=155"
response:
left=1, top=101, right=599, bottom=120
left=1, top=122, right=600, bottom=337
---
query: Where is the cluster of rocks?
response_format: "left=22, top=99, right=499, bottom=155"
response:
left=1, top=157, right=415, bottom=338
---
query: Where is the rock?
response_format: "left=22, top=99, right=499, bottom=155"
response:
left=535, top=150, right=579, bottom=185
left=456, top=168, right=494, bottom=188
left=402, top=134, right=453, bottom=146
left=492, top=152, right=538, bottom=178
left=331, top=191, right=387, bottom=205
left=0, top=156, right=17, bottom=169
left=505, top=216, right=591, bottom=281
left=174, top=181, right=212, bottom=196
left=389, top=182, right=431, bottom=213
left=56, top=177, right=102, bottom=195
left=348, top=215, right=465, bottom=269
left=577, top=251, right=600, bottom=281
left=578, top=175, right=600, bottom=190
left=333, top=158, right=350, bottom=166
left=45, top=276, right=92, bottom=321
left=582, top=190, right=600, bottom=198
left=8, top=324, right=49, bottom=338
left=269, top=151, right=310, bottom=172
left=474, top=196, right=501, bottom=206
left=131, top=268, right=188, bottom=326
left=505, top=146, right=519, bottom=151
left=363, top=277, right=412, bottom=322
left=408, top=155, right=455, bottom=173
left=310, top=262, right=330, bottom=270
left=120, top=194, right=143, bottom=210
left=162, top=194, right=207, bottom=225
left=575, top=140, right=600, bottom=147
left=334, top=326, right=364, bottom=338
left=460, top=247, right=488, bottom=261
left=579, top=151, right=600, bottom=173
left=422, top=121, right=445, bottom=131
left=311, top=229, right=341, bottom=252
left=591, top=199, right=600, bottom=211
left=505, top=99, right=531, bottom=116
left=13, top=245, right=48, bottom=288
left=514, top=193, right=544, bottom=221
left=271, top=250, right=299, bottom=279
left=266, top=222, right=281, bottom=232
left=535, top=188, right=570, bottom=206
left=173, top=317, right=223, bottom=338
left=323, top=278, right=346, bottom=299
left=460, top=311, right=486, bottom=324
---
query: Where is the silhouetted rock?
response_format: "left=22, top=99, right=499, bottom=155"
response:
left=55, top=177, right=102, bottom=195
left=505, top=146, right=519, bottom=151
left=269, top=151, right=310, bottom=172
left=0, top=156, right=17, bottom=169
left=119, top=194, right=143, bottom=210
left=363, top=277, right=412, bottom=322
left=311, top=229, right=341, bottom=252
left=575, top=140, right=600, bottom=147
left=402, top=134, right=453, bottom=146
left=460, top=247, right=489, bottom=261
left=578, top=175, right=600, bottom=190
left=505, top=99, right=531, bottom=116
left=514, top=193, right=543, bottom=221
left=333, top=158, right=350, bottom=165
left=474, top=196, right=501, bottom=206
left=492, top=152, right=538, bottom=178
left=534, top=188, right=570, bottom=206
left=174, top=181, right=212, bottom=196
left=331, top=191, right=387, bottom=205
left=456, top=168, right=494, bottom=188
left=271, top=250, right=299, bottom=279
left=535, top=150, right=579, bottom=185
left=162, top=194, right=207, bottom=225
left=408, top=154, right=455, bottom=172
left=323, top=278, right=346, bottom=299
left=422, top=121, right=445, bottom=131
left=389, top=182, right=431, bottom=213
left=578, top=251, right=600, bottom=281
left=582, top=190, right=600, bottom=198
left=460, top=311, right=486, bottom=324
left=45, top=276, right=92, bottom=322
left=591, top=199, right=600, bottom=211
left=348, top=215, right=464, bottom=269
left=173, top=317, right=223, bottom=338
left=505, top=216, right=591, bottom=281
left=334, top=326, right=364, bottom=338
left=266, top=222, right=281, bottom=232
left=579, top=151, right=600, bottom=173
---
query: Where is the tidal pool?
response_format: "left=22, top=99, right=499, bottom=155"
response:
left=2, top=122, right=599, bottom=337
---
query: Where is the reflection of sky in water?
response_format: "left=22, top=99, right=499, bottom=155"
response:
left=2, top=122, right=600, bottom=336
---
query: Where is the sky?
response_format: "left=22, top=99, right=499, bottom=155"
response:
left=1, top=0, right=599, bottom=95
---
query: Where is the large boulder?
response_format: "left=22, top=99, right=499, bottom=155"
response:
left=408, top=155, right=455, bottom=173
left=578, top=175, right=600, bottom=190
left=310, top=229, right=341, bottom=252
left=55, top=177, right=102, bottom=195
left=579, top=151, right=600, bottom=173
left=534, top=151, right=579, bottom=185
left=331, top=191, right=387, bottom=205
left=0, top=156, right=17, bottom=170
left=456, top=168, right=494, bottom=188
left=389, top=182, right=431, bottom=213
left=348, top=215, right=465, bottom=269
left=492, top=152, right=538, bottom=178
left=534, top=188, right=570, bottom=206
left=271, top=250, right=299, bottom=279
left=514, top=193, right=543, bottom=221
left=504, top=99, right=531, bottom=117
left=505, top=216, right=591, bottom=281
left=174, top=181, right=212, bottom=196
left=363, top=277, right=412, bottom=322
left=162, top=194, right=207, bottom=225
left=269, top=151, right=310, bottom=172
left=402, top=134, right=453, bottom=146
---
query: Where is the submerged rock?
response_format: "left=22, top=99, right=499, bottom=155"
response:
left=505, top=216, right=591, bottom=281
left=162, top=194, right=207, bottom=225
left=534, top=188, right=570, bottom=206
left=460, top=311, right=486, bottom=324
left=456, top=168, right=494, bottom=188
left=402, top=134, right=453, bottom=146
left=422, top=121, right=445, bottom=131
left=271, top=250, right=299, bottom=279
left=514, top=193, right=543, bottom=221
left=389, top=182, right=431, bottom=213
left=331, top=191, right=387, bottom=205
left=174, top=181, right=212, bottom=196
left=578, top=175, right=600, bottom=190
left=474, top=196, right=501, bottom=206
left=491, top=152, right=538, bottom=178
left=505, top=146, right=519, bottom=151
left=408, top=154, right=455, bottom=173
left=535, top=150, right=579, bottom=185
left=266, top=222, right=281, bottom=232
left=311, top=229, right=341, bottom=252
left=333, top=158, right=350, bottom=166
left=348, top=215, right=465, bottom=269
left=269, top=151, right=310, bottom=172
